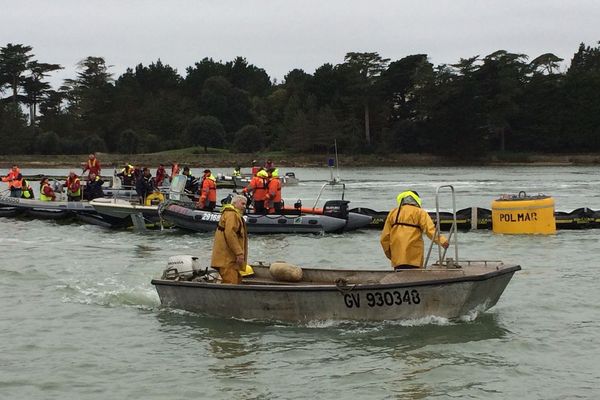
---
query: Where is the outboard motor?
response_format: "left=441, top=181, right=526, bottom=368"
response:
left=323, top=200, right=350, bottom=220
left=163, top=255, right=203, bottom=280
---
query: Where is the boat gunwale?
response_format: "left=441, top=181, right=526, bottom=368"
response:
left=151, top=264, right=521, bottom=292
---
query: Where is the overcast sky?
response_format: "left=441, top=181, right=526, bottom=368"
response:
left=3, top=0, right=600, bottom=87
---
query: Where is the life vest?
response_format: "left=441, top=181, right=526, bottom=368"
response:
left=243, top=176, right=268, bottom=201
left=86, top=158, right=100, bottom=174
left=200, top=175, right=217, bottom=202
left=40, top=183, right=54, bottom=201
left=66, top=176, right=81, bottom=197
left=21, top=179, right=33, bottom=199
left=267, top=177, right=282, bottom=202
left=232, top=169, right=241, bottom=177
left=2, top=169, right=22, bottom=189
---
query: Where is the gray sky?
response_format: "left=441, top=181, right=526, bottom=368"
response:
left=2, top=0, right=600, bottom=87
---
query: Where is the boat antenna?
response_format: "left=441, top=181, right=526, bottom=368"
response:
left=334, top=139, right=341, bottom=183
left=327, top=140, right=341, bottom=184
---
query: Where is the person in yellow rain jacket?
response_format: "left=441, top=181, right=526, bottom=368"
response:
left=210, top=194, right=248, bottom=284
left=380, top=190, right=449, bottom=270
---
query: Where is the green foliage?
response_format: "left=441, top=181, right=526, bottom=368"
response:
left=2, top=41, right=600, bottom=156
left=118, top=129, right=140, bottom=154
left=185, top=115, right=225, bottom=152
left=232, top=125, right=263, bottom=152
left=35, top=131, right=61, bottom=154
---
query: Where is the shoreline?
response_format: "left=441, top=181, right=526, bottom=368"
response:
left=1, top=152, right=599, bottom=169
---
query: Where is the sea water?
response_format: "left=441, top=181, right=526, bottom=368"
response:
left=1, top=166, right=599, bottom=399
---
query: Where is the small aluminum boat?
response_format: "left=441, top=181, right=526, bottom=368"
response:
left=152, top=259, right=520, bottom=322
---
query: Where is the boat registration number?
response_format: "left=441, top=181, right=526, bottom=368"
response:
left=201, top=213, right=221, bottom=222
left=343, top=290, right=421, bottom=308
left=1, top=197, right=20, bottom=204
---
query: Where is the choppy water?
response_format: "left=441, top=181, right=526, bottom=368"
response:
left=1, top=166, right=600, bottom=399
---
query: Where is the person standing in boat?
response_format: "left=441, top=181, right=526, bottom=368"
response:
left=2, top=165, right=22, bottom=198
left=39, top=177, right=56, bottom=201
left=232, top=166, right=242, bottom=177
left=82, top=153, right=101, bottom=179
left=135, top=168, right=156, bottom=204
left=65, top=171, right=82, bottom=201
left=265, top=168, right=282, bottom=213
left=84, top=173, right=105, bottom=200
left=155, top=164, right=168, bottom=187
left=197, top=169, right=217, bottom=211
left=380, top=190, right=449, bottom=270
left=210, top=194, right=248, bottom=284
left=243, top=169, right=269, bottom=213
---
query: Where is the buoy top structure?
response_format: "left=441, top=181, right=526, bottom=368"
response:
left=492, top=191, right=556, bottom=234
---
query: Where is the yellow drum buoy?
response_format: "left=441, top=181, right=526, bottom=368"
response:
left=492, top=192, right=555, bottom=234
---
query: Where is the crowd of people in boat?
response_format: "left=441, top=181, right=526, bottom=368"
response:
left=1, top=154, right=283, bottom=212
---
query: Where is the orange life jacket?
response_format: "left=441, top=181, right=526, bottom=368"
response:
left=267, top=177, right=281, bottom=202
left=244, top=176, right=268, bottom=201
left=2, top=169, right=21, bottom=189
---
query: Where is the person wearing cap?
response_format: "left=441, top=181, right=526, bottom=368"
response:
left=198, top=169, right=217, bottom=211
left=380, top=190, right=449, bottom=270
left=181, top=166, right=199, bottom=194
left=39, top=177, right=56, bottom=201
left=65, top=171, right=82, bottom=201
left=265, top=168, right=282, bottom=213
left=243, top=169, right=269, bottom=213
left=210, top=194, right=248, bottom=284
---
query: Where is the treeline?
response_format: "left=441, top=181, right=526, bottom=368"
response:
left=1, top=42, right=600, bottom=157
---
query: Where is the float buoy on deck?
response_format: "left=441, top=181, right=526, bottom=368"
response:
left=492, top=192, right=556, bottom=234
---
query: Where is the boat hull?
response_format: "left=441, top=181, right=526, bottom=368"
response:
left=160, top=203, right=348, bottom=234
left=152, top=263, right=520, bottom=322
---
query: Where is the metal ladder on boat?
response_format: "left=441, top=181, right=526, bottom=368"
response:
left=424, top=185, right=460, bottom=268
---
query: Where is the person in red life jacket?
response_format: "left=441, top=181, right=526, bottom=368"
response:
left=171, top=162, right=180, bottom=178
left=19, top=176, right=34, bottom=199
left=65, top=171, right=82, bottom=201
left=155, top=164, right=168, bottom=187
left=39, top=177, right=56, bottom=201
left=243, top=169, right=269, bottom=213
left=264, top=159, right=274, bottom=170
left=197, top=169, right=218, bottom=211
left=265, top=168, right=283, bottom=213
left=251, top=160, right=260, bottom=176
left=84, top=172, right=105, bottom=200
left=2, top=165, right=23, bottom=198
left=82, top=153, right=101, bottom=178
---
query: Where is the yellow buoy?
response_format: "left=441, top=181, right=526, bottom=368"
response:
left=492, top=192, right=556, bottom=234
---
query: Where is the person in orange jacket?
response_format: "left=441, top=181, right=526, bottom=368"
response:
left=198, top=169, right=217, bottom=211
left=65, top=171, right=82, bottom=201
left=243, top=169, right=269, bottom=213
left=2, top=165, right=22, bottom=197
left=265, top=168, right=282, bottom=213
